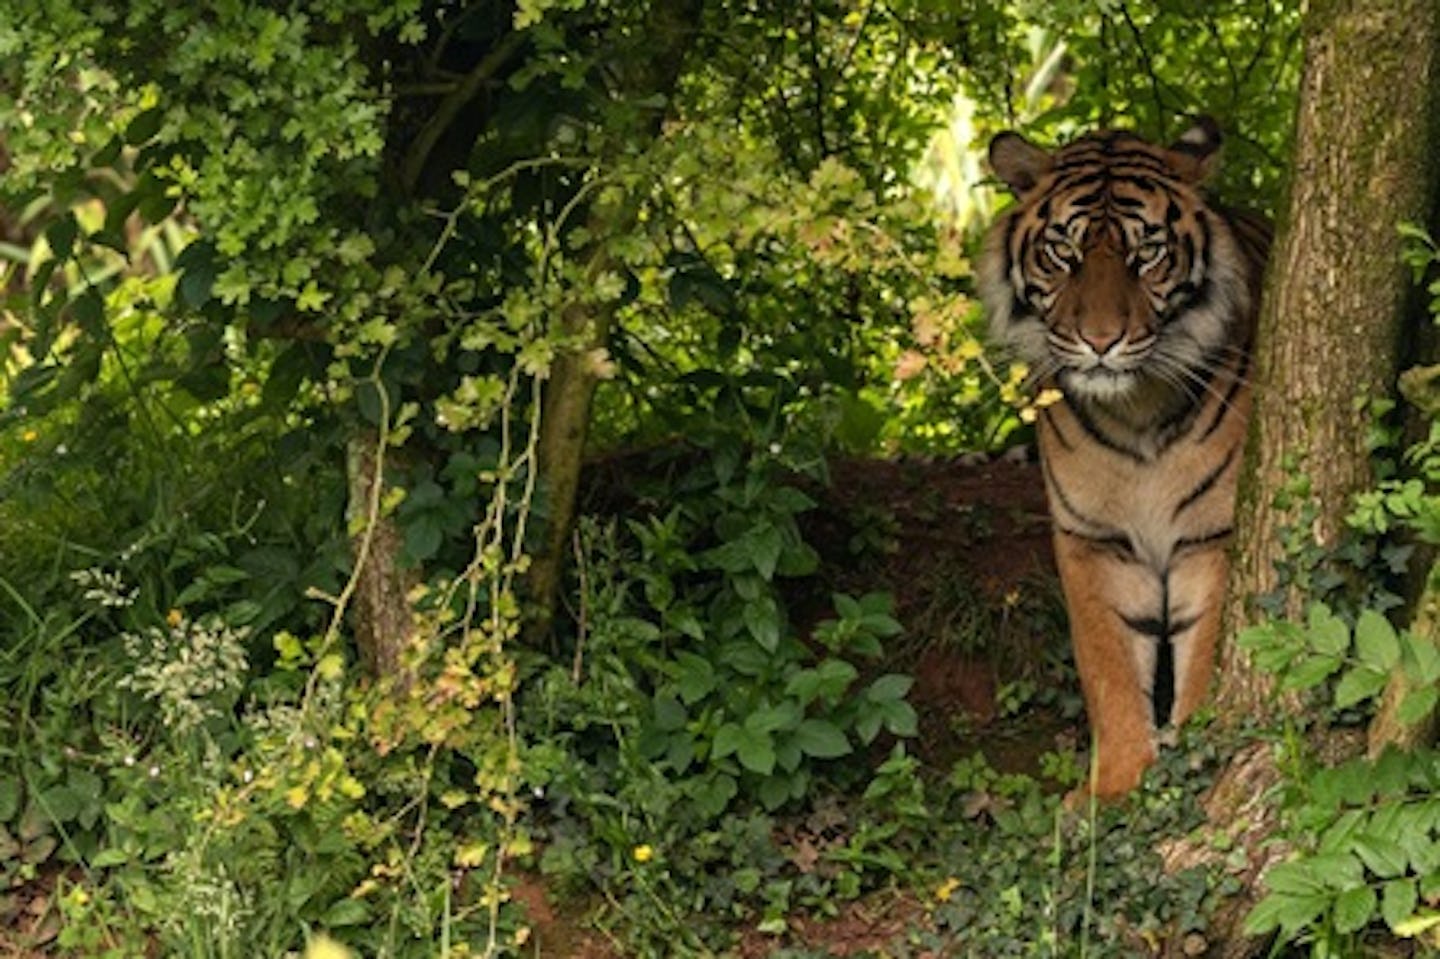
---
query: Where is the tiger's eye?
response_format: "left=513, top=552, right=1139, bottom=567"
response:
left=1135, top=240, right=1168, bottom=266
left=1045, top=238, right=1080, bottom=267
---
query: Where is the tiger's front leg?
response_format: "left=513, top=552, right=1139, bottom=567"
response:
left=1055, top=531, right=1231, bottom=799
left=1053, top=530, right=1159, bottom=799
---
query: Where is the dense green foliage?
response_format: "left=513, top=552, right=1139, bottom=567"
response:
left=0, top=1, right=1375, bottom=956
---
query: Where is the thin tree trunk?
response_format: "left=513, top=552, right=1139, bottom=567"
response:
left=524, top=0, right=703, bottom=639
left=347, top=432, right=419, bottom=677
left=527, top=248, right=620, bottom=638
left=1217, top=0, right=1440, bottom=721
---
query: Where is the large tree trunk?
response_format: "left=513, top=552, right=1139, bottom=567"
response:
left=1217, top=0, right=1440, bottom=721
left=1178, top=3, right=1440, bottom=956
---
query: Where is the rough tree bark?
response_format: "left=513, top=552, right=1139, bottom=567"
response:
left=1217, top=0, right=1440, bottom=721
left=1168, top=3, right=1440, bottom=956
left=346, top=431, right=419, bottom=678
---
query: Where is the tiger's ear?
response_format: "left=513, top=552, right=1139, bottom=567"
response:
left=989, top=131, right=1053, bottom=195
left=1168, top=116, right=1223, bottom=182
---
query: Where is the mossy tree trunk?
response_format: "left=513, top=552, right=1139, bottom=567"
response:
left=346, top=431, right=419, bottom=678
left=1216, top=0, right=1440, bottom=722
left=1180, top=3, right=1440, bottom=956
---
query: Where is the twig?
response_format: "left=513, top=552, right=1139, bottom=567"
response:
left=571, top=527, right=589, bottom=684
left=400, top=31, right=526, bottom=196
left=1118, top=3, right=1166, bottom=129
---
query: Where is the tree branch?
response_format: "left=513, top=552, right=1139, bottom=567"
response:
left=399, top=30, right=526, bottom=197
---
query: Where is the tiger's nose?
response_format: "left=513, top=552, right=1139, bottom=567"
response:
left=1079, top=330, right=1123, bottom=355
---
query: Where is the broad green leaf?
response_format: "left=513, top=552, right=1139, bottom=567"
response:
left=1398, top=686, right=1439, bottom=727
left=1280, top=653, right=1343, bottom=691
left=750, top=523, right=783, bottom=580
left=1404, top=636, right=1440, bottom=686
left=711, top=723, right=744, bottom=761
left=747, top=702, right=801, bottom=735
left=1244, top=892, right=1328, bottom=937
left=1332, top=884, right=1377, bottom=934
left=883, top=700, right=918, bottom=737
left=1307, top=852, right=1366, bottom=890
left=320, top=897, right=370, bottom=927
left=1382, top=878, right=1419, bottom=932
left=735, top=731, right=776, bottom=776
left=1264, top=861, right=1328, bottom=896
left=651, top=694, right=686, bottom=732
left=1307, top=604, right=1350, bottom=656
left=758, top=774, right=792, bottom=810
left=1334, top=666, right=1388, bottom=710
left=793, top=719, right=851, bottom=759
left=867, top=673, right=914, bottom=703
left=1355, top=834, right=1410, bottom=879
left=1355, top=609, right=1401, bottom=671
left=743, top=597, right=782, bottom=652
left=672, top=652, right=715, bottom=705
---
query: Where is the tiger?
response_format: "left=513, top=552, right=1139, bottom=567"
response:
left=977, top=118, right=1271, bottom=799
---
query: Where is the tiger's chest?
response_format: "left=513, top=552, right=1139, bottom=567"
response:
left=1035, top=369, right=1251, bottom=574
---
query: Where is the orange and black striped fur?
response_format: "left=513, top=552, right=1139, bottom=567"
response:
left=979, top=119, right=1270, bottom=798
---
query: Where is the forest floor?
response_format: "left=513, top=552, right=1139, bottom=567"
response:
left=537, top=453, right=1088, bottom=958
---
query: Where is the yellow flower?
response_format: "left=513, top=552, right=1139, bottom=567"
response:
left=1035, top=387, right=1064, bottom=408
left=303, top=934, right=353, bottom=959
left=935, top=876, right=962, bottom=903
left=21, top=429, right=37, bottom=443
left=166, top=608, right=184, bottom=627
left=632, top=844, right=654, bottom=864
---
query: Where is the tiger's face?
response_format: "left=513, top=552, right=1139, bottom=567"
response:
left=979, top=121, right=1253, bottom=410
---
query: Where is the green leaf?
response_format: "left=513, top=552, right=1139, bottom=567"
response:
left=711, top=722, right=744, bottom=762
left=1334, top=666, right=1388, bottom=710
left=1308, top=604, right=1351, bottom=656
left=758, top=774, right=792, bottom=810
left=747, top=702, right=800, bottom=735
left=90, top=847, right=129, bottom=868
left=1280, top=653, right=1343, bottom=691
left=403, top=514, right=443, bottom=562
left=0, top=779, right=20, bottom=822
left=1404, top=636, right=1440, bottom=686
left=1264, top=861, right=1327, bottom=896
left=1382, top=878, right=1419, bottom=932
left=736, top=732, right=776, bottom=776
left=882, top=700, right=918, bottom=737
left=750, top=523, right=783, bottom=580
left=743, top=596, right=781, bottom=652
left=46, top=214, right=78, bottom=260
left=672, top=652, right=715, bottom=705
left=1398, top=686, right=1439, bottom=727
left=1244, top=892, right=1327, bottom=937
left=1355, top=609, right=1401, bottom=671
left=793, top=719, right=851, bottom=759
left=1355, top=834, right=1410, bottom=879
left=866, top=673, right=913, bottom=703
left=1332, top=884, right=1377, bottom=934
left=320, top=897, right=370, bottom=927
left=651, top=694, right=686, bottom=733
left=124, top=107, right=164, bottom=145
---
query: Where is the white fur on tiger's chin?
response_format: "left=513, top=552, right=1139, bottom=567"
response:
left=1058, top=367, right=1141, bottom=403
